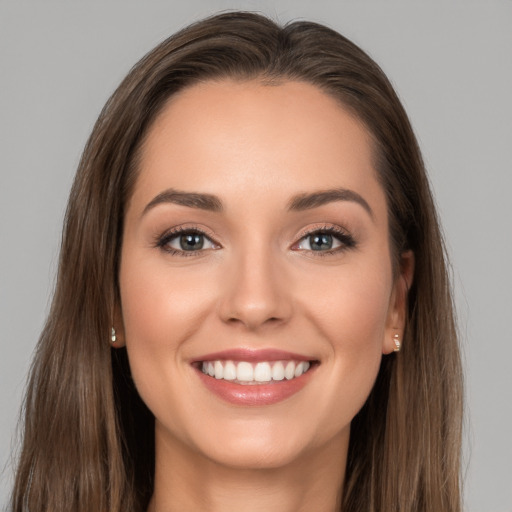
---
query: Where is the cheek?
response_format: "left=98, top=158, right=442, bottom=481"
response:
left=118, top=251, right=221, bottom=438
left=118, top=250, right=205, bottom=378
left=300, top=258, right=392, bottom=349
left=120, top=251, right=213, bottom=343
left=295, top=260, right=391, bottom=431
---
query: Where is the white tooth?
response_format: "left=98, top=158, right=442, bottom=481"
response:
left=214, top=360, right=223, bottom=379
left=303, top=361, right=310, bottom=373
left=272, top=362, right=285, bottom=381
left=202, top=361, right=208, bottom=374
left=207, top=362, right=215, bottom=377
left=237, top=362, right=254, bottom=381
left=294, top=361, right=305, bottom=377
left=223, top=361, right=236, bottom=380
left=284, top=361, right=296, bottom=380
left=254, top=362, right=272, bottom=382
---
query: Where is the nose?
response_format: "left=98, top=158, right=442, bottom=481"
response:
left=218, top=247, right=292, bottom=331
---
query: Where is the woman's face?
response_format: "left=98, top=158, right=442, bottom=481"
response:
left=119, top=80, right=407, bottom=469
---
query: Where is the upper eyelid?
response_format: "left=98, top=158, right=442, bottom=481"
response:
left=295, top=224, right=351, bottom=239
left=157, top=224, right=219, bottom=243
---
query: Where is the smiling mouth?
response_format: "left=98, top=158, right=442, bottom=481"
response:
left=192, top=350, right=319, bottom=405
left=196, top=359, right=317, bottom=384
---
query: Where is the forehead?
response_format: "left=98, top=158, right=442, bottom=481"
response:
left=133, top=79, right=386, bottom=218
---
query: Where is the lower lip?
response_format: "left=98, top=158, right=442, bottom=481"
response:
left=195, top=365, right=316, bottom=406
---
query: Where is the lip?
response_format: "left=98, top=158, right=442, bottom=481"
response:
left=192, top=348, right=313, bottom=363
left=192, top=348, right=318, bottom=406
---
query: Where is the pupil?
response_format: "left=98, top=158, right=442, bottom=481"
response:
left=180, top=233, right=204, bottom=251
left=310, top=233, right=332, bottom=251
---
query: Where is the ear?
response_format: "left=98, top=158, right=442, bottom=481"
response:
left=382, top=250, right=415, bottom=354
left=111, top=302, right=126, bottom=348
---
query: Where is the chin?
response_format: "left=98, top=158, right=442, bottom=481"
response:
left=200, top=434, right=312, bottom=470
left=180, top=412, right=350, bottom=472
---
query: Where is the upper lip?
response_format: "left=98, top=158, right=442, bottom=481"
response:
left=192, top=348, right=316, bottom=363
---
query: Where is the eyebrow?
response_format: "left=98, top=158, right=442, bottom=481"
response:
left=287, top=188, right=374, bottom=219
left=142, top=187, right=373, bottom=219
left=142, top=189, right=223, bottom=216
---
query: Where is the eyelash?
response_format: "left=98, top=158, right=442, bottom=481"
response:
left=155, top=224, right=357, bottom=257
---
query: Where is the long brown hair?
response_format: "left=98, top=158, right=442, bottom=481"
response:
left=11, top=11, right=463, bottom=512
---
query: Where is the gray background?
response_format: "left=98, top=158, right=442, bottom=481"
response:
left=1, top=1, right=511, bottom=510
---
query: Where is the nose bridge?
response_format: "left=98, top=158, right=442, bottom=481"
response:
left=219, top=236, right=291, bottom=329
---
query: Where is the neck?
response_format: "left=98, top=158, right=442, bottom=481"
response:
left=147, top=428, right=348, bottom=512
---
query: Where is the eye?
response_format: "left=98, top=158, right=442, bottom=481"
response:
left=293, top=227, right=356, bottom=253
left=157, top=229, right=218, bottom=255
left=298, top=232, right=339, bottom=251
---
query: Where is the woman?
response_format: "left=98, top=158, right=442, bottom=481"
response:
left=10, top=11, right=463, bottom=512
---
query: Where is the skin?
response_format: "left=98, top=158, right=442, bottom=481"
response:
left=116, top=80, right=413, bottom=512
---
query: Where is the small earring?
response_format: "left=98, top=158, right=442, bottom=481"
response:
left=111, top=327, right=117, bottom=345
left=393, top=333, right=401, bottom=352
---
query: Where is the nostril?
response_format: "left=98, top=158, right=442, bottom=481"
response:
left=224, top=315, right=285, bottom=330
